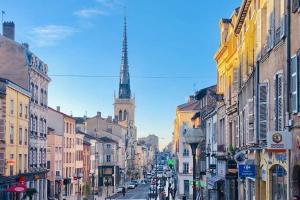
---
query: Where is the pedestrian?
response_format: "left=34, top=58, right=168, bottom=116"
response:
left=122, top=187, right=126, bottom=196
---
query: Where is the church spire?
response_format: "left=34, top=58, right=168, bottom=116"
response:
left=119, top=16, right=131, bottom=99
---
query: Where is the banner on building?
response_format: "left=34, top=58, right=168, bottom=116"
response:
left=267, top=131, right=292, bottom=150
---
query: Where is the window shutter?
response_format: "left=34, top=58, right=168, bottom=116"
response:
left=280, top=0, right=286, bottom=38
left=292, top=0, right=300, bottom=13
left=291, top=55, right=298, bottom=113
left=256, top=9, right=262, bottom=59
left=233, top=68, right=239, bottom=92
left=274, top=74, right=284, bottom=131
left=268, top=12, right=275, bottom=50
left=248, top=99, right=255, bottom=143
left=259, top=83, right=268, bottom=141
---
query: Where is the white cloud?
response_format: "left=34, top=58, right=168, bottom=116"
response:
left=74, top=8, right=109, bottom=18
left=29, top=25, right=76, bottom=47
left=95, top=0, right=123, bottom=9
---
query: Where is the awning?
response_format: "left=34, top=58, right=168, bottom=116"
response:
left=208, top=176, right=225, bottom=188
left=3, top=184, right=27, bottom=192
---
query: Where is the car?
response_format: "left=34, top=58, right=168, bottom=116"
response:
left=131, top=180, right=139, bottom=187
left=128, top=183, right=136, bottom=189
left=117, top=186, right=126, bottom=193
left=140, top=180, right=146, bottom=184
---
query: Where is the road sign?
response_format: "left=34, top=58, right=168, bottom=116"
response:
left=238, top=164, right=256, bottom=178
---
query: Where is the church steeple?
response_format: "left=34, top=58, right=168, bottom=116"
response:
left=119, top=16, right=131, bottom=99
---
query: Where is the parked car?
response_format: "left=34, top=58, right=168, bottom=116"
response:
left=132, top=180, right=138, bottom=187
left=128, top=183, right=136, bottom=189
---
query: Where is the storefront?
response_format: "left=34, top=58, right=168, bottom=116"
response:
left=265, top=131, right=291, bottom=200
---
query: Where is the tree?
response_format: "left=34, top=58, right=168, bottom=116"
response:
left=22, top=188, right=37, bottom=200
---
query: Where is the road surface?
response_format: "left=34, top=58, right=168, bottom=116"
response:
left=111, top=184, right=150, bottom=200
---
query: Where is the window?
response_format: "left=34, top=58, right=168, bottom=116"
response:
left=183, top=148, right=189, bottom=157
left=292, top=0, right=300, bottom=13
left=259, top=83, right=269, bottom=140
left=10, top=125, right=14, bottom=144
left=291, top=54, right=298, bottom=113
left=35, top=85, right=38, bottom=103
left=274, top=74, right=284, bottom=131
left=10, top=165, right=13, bottom=176
left=10, top=154, right=14, bottom=175
left=106, top=155, right=111, bottom=163
left=183, top=162, right=189, bottom=174
left=30, top=82, right=34, bottom=101
left=66, top=123, right=69, bottom=133
left=40, top=88, right=44, bottom=106
left=19, top=154, right=22, bottom=173
left=10, top=99, right=14, bottom=115
left=19, top=127, right=22, bottom=145
left=24, top=154, right=27, bottom=172
left=184, top=180, right=189, bottom=197
left=106, top=144, right=111, bottom=149
left=124, top=110, right=127, bottom=120
left=19, top=103, right=23, bottom=117
left=24, top=129, right=27, bottom=145
left=25, top=105, right=28, bottom=119
left=44, top=91, right=47, bottom=107
left=119, top=110, right=122, bottom=121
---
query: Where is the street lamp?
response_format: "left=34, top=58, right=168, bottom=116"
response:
left=184, top=128, right=204, bottom=200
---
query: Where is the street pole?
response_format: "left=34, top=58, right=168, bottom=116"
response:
left=190, top=143, right=198, bottom=200
left=155, top=151, right=158, bottom=200
left=92, top=173, right=95, bottom=200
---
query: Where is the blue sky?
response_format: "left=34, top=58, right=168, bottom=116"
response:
left=1, top=0, right=241, bottom=149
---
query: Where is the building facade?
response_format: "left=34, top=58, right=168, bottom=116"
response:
left=0, top=78, right=30, bottom=200
left=46, top=127, right=63, bottom=199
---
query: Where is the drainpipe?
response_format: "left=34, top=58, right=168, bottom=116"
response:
left=286, top=0, right=291, bottom=199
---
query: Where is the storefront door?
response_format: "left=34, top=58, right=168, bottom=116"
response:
left=270, top=165, right=287, bottom=200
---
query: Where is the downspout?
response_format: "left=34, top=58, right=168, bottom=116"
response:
left=286, top=0, right=291, bottom=199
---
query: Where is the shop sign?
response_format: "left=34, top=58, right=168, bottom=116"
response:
left=267, top=131, right=292, bottom=150
left=226, top=159, right=238, bottom=179
left=238, top=164, right=256, bottom=178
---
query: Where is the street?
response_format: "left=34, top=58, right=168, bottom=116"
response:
left=110, top=184, right=150, bottom=200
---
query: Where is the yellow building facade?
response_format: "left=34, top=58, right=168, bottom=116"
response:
left=215, top=0, right=289, bottom=199
left=1, top=79, right=30, bottom=177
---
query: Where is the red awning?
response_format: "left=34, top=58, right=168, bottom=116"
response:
left=3, top=184, right=27, bottom=192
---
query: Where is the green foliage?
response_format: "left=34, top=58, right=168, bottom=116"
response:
left=22, top=188, right=38, bottom=200
left=83, top=183, right=91, bottom=197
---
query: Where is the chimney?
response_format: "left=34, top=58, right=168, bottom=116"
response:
left=56, top=106, right=60, bottom=112
left=188, top=95, right=195, bottom=103
left=97, top=112, right=101, bottom=117
left=22, top=43, right=29, bottom=49
left=2, top=21, right=15, bottom=40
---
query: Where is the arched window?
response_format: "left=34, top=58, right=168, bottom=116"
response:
left=270, top=164, right=287, bottom=200
left=124, top=110, right=127, bottom=120
left=119, top=110, right=123, bottom=121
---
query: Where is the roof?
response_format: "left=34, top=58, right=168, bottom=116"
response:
left=234, top=0, right=251, bottom=34
left=195, top=85, right=217, bottom=100
left=177, top=100, right=202, bottom=111
left=221, top=18, right=232, bottom=23
left=99, top=136, right=117, bottom=144
left=74, top=117, right=85, bottom=124
left=48, top=107, right=74, bottom=120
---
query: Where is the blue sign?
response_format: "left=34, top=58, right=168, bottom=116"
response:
left=238, top=164, right=256, bottom=178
